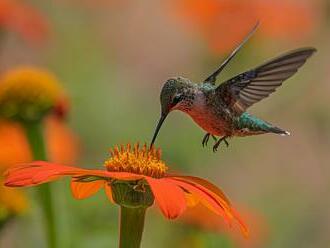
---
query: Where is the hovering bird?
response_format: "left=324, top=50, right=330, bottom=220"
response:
left=150, top=23, right=316, bottom=152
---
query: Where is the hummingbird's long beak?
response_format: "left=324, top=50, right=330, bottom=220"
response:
left=150, top=113, right=168, bottom=149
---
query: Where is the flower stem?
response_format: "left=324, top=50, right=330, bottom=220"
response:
left=119, top=206, right=146, bottom=248
left=23, top=121, right=57, bottom=248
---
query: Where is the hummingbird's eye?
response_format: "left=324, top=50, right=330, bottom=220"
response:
left=172, top=94, right=183, bottom=106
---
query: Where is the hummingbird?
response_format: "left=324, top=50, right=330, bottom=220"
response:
left=150, top=23, right=316, bottom=152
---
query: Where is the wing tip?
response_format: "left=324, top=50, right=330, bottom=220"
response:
left=295, top=47, right=317, bottom=56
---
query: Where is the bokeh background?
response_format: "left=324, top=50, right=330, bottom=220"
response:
left=0, top=0, right=329, bottom=247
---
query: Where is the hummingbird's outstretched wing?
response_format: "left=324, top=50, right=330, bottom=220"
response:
left=203, top=22, right=259, bottom=85
left=216, top=47, right=316, bottom=114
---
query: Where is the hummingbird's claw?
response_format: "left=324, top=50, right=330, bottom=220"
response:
left=212, top=136, right=229, bottom=152
left=202, top=133, right=210, bottom=147
left=202, top=133, right=218, bottom=147
left=223, top=138, right=229, bottom=147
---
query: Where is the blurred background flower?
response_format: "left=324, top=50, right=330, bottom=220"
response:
left=0, top=66, right=78, bottom=247
left=168, top=0, right=321, bottom=54
left=0, top=116, right=79, bottom=168
left=0, top=67, right=68, bottom=122
left=0, top=115, right=79, bottom=244
left=0, top=0, right=49, bottom=45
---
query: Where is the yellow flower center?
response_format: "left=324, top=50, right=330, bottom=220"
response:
left=0, top=67, right=66, bottom=122
left=104, top=143, right=168, bottom=178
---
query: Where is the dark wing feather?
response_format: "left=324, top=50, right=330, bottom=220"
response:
left=203, top=22, right=259, bottom=85
left=216, top=47, right=316, bottom=114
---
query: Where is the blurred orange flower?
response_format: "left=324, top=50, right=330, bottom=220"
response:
left=4, top=143, right=248, bottom=237
left=0, top=66, right=78, bottom=227
left=168, top=0, right=320, bottom=54
left=0, top=0, right=49, bottom=44
left=0, top=116, right=79, bottom=170
left=0, top=66, right=76, bottom=168
left=0, top=120, right=31, bottom=169
left=0, top=115, right=78, bottom=225
left=0, top=178, right=27, bottom=217
left=180, top=203, right=268, bottom=247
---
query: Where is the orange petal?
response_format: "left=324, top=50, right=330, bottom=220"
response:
left=169, top=175, right=231, bottom=205
left=4, top=161, right=144, bottom=187
left=231, top=208, right=249, bottom=238
left=185, top=192, right=199, bottom=207
left=104, top=183, right=114, bottom=203
left=0, top=120, right=32, bottom=169
left=169, top=178, right=230, bottom=218
left=4, top=161, right=81, bottom=186
left=145, top=177, right=187, bottom=219
left=70, top=180, right=104, bottom=200
left=169, top=177, right=248, bottom=237
left=104, top=172, right=144, bottom=181
left=170, top=176, right=233, bottom=220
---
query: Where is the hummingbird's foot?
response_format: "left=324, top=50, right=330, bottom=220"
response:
left=212, top=136, right=229, bottom=152
left=202, top=133, right=217, bottom=147
left=202, top=133, right=210, bottom=147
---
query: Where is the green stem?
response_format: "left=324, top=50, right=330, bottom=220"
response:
left=119, top=206, right=146, bottom=248
left=23, top=121, right=57, bottom=248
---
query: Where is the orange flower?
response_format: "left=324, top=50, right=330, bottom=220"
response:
left=169, top=0, right=320, bottom=54
left=255, top=0, right=319, bottom=40
left=0, top=0, right=49, bottom=45
left=0, top=115, right=78, bottom=224
left=0, top=116, right=78, bottom=170
left=4, top=143, right=248, bottom=237
left=0, top=64, right=78, bottom=168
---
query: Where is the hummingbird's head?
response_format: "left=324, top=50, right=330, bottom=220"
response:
left=160, top=77, right=190, bottom=114
left=150, top=77, right=191, bottom=148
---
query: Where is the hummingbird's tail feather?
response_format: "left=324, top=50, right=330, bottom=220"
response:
left=236, top=112, right=290, bottom=136
left=267, top=126, right=291, bottom=136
